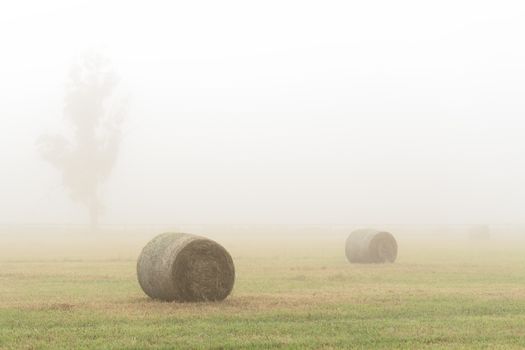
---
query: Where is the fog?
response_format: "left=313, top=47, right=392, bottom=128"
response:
left=1, top=0, right=525, bottom=227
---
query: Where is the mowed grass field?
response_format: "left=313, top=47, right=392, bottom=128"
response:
left=1, top=231, right=525, bottom=349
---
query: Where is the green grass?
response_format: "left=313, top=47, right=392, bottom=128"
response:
left=1, top=237, right=525, bottom=349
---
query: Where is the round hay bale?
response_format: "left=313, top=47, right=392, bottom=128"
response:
left=345, top=229, right=397, bottom=263
left=468, top=225, right=490, bottom=240
left=137, top=232, right=235, bottom=302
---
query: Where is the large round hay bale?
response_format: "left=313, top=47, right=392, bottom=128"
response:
left=345, top=229, right=397, bottom=263
left=137, top=232, right=235, bottom=302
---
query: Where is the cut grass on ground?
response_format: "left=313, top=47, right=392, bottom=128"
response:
left=1, top=238, right=525, bottom=349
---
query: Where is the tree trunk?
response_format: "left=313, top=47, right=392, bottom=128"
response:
left=89, top=194, right=100, bottom=232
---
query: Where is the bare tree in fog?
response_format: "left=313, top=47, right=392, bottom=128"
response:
left=38, top=52, right=126, bottom=230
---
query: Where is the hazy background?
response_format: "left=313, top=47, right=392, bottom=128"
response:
left=1, top=0, right=525, bottom=227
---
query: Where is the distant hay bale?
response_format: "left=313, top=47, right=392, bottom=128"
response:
left=137, top=232, right=235, bottom=302
left=468, top=225, right=490, bottom=240
left=345, top=229, right=398, bottom=263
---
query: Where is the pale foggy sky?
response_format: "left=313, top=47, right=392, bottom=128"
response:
left=1, top=0, right=524, bottom=225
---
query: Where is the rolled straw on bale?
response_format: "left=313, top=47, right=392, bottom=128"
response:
left=345, top=229, right=398, bottom=263
left=137, top=232, right=235, bottom=302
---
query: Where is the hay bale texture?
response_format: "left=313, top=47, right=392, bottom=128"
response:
left=137, top=232, right=235, bottom=302
left=345, top=229, right=398, bottom=263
